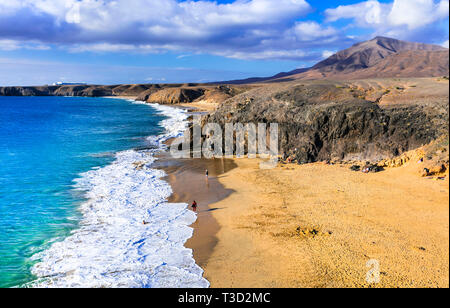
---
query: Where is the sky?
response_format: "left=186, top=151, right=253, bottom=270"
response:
left=0, top=0, right=448, bottom=86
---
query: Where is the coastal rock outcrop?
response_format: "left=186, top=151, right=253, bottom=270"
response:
left=0, top=83, right=251, bottom=105
left=0, top=86, right=55, bottom=96
left=203, top=80, right=449, bottom=163
left=0, top=85, right=114, bottom=97
left=52, top=85, right=115, bottom=97
left=111, top=84, right=159, bottom=97
left=145, top=88, right=205, bottom=104
left=136, top=89, right=159, bottom=101
left=138, top=85, right=254, bottom=105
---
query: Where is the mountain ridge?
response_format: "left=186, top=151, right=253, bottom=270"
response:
left=219, top=37, right=449, bottom=84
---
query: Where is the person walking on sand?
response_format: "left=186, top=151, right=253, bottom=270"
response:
left=191, top=201, right=198, bottom=212
left=205, top=169, right=209, bottom=178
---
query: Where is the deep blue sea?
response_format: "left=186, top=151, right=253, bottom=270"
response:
left=0, top=96, right=168, bottom=288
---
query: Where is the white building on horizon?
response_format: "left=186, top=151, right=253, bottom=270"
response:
left=52, top=82, right=88, bottom=86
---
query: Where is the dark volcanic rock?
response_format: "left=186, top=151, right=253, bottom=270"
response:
left=82, top=86, right=113, bottom=97
left=52, top=85, right=90, bottom=96
left=0, top=86, right=54, bottom=96
left=1, top=85, right=117, bottom=97
left=203, top=82, right=449, bottom=163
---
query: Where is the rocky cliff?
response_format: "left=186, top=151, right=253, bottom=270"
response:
left=0, top=83, right=250, bottom=107
left=203, top=78, right=449, bottom=163
left=0, top=84, right=114, bottom=97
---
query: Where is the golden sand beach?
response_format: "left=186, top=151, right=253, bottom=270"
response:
left=160, top=154, right=449, bottom=288
left=154, top=76, right=449, bottom=288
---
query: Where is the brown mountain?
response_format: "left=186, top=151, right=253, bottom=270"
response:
left=222, top=37, right=449, bottom=83
left=337, top=50, right=450, bottom=79
left=313, top=36, right=445, bottom=73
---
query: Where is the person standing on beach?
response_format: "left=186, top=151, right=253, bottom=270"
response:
left=205, top=169, right=209, bottom=178
left=191, top=201, right=198, bottom=212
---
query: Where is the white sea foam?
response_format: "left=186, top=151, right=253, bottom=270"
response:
left=30, top=103, right=207, bottom=288
left=145, top=104, right=190, bottom=147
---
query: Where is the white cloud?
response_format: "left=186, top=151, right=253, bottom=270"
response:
left=0, top=0, right=318, bottom=60
left=322, top=50, right=336, bottom=59
left=1, top=0, right=310, bottom=33
left=326, top=0, right=388, bottom=25
left=145, top=77, right=166, bottom=82
left=213, top=48, right=325, bottom=62
left=442, top=40, right=449, bottom=48
left=0, top=39, right=50, bottom=51
left=222, top=49, right=308, bottom=61
left=67, top=43, right=172, bottom=54
left=0, top=0, right=23, bottom=14
left=387, top=0, right=449, bottom=29
left=0, top=0, right=448, bottom=61
left=325, top=0, right=449, bottom=43
left=292, top=22, right=338, bottom=41
left=0, top=39, right=20, bottom=51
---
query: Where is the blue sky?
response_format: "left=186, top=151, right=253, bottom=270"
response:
left=0, top=0, right=448, bottom=86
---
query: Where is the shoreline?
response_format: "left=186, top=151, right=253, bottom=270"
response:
left=103, top=96, right=138, bottom=100
left=154, top=102, right=222, bottom=271
left=154, top=154, right=237, bottom=270
left=28, top=97, right=210, bottom=288
left=106, top=97, right=220, bottom=276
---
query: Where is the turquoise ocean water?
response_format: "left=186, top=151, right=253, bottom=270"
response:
left=0, top=96, right=167, bottom=288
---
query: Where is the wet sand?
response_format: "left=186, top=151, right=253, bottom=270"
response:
left=153, top=153, right=237, bottom=268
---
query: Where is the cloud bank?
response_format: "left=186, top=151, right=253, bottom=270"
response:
left=0, top=0, right=448, bottom=61
left=326, top=0, right=449, bottom=45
